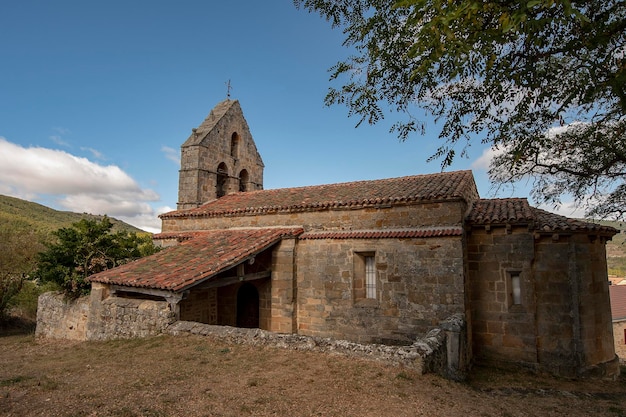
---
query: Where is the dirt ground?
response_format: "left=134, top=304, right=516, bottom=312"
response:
left=1, top=330, right=625, bottom=417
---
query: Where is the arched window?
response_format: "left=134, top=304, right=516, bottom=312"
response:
left=239, top=169, right=249, bottom=192
left=216, top=162, right=228, bottom=198
left=230, top=132, right=240, bottom=158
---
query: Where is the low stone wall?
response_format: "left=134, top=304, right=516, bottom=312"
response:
left=166, top=319, right=461, bottom=378
left=36, top=291, right=177, bottom=341
left=35, top=292, right=89, bottom=340
left=36, top=291, right=466, bottom=379
left=87, top=297, right=177, bottom=341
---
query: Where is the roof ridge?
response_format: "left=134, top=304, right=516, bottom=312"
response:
left=160, top=170, right=477, bottom=219
left=246, top=170, right=474, bottom=194
left=300, top=227, right=463, bottom=240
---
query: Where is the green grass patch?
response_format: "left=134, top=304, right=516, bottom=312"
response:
left=0, top=375, right=31, bottom=387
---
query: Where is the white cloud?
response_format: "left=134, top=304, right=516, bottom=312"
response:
left=162, top=146, right=180, bottom=165
left=538, top=200, right=587, bottom=219
left=80, top=147, right=105, bottom=160
left=0, top=137, right=162, bottom=232
left=50, top=127, right=71, bottom=147
left=470, top=146, right=502, bottom=171
left=50, top=135, right=70, bottom=147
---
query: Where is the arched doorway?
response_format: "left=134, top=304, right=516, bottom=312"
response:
left=237, top=283, right=259, bottom=328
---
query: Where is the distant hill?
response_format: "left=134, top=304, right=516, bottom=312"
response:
left=0, top=194, right=146, bottom=236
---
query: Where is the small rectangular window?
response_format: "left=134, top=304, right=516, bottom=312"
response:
left=623, top=329, right=626, bottom=345
left=365, top=256, right=376, bottom=299
left=354, top=251, right=376, bottom=303
left=510, top=271, right=522, bottom=305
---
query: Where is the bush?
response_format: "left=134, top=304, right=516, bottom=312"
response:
left=8, top=280, right=60, bottom=320
left=34, top=217, right=159, bottom=298
left=0, top=275, right=24, bottom=320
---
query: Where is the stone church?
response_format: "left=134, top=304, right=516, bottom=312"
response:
left=81, top=99, right=618, bottom=377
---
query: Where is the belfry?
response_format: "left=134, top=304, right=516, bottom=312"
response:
left=177, top=100, right=264, bottom=209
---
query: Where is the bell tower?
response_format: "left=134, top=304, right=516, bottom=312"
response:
left=177, top=100, right=264, bottom=210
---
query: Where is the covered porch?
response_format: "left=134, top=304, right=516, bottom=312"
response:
left=87, top=227, right=302, bottom=334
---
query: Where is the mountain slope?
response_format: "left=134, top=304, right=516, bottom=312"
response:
left=0, top=194, right=145, bottom=235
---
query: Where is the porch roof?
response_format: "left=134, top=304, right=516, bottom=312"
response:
left=88, top=227, right=303, bottom=292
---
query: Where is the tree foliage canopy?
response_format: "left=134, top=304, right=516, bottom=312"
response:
left=0, top=226, right=44, bottom=319
left=295, top=0, right=626, bottom=216
left=34, top=217, right=159, bottom=298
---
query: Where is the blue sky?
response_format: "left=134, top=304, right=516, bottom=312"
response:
left=0, top=1, right=571, bottom=233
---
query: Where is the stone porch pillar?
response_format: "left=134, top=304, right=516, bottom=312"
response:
left=269, top=237, right=297, bottom=333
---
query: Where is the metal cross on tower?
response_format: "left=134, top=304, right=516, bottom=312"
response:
left=226, top=79, right=232, bottom=98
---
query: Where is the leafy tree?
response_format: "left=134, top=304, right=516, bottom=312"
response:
left=295, top=0, right=625, bottom=216
left=34, top=217, right=159, bottom=298
left=0, top=226, right=44, bottom=320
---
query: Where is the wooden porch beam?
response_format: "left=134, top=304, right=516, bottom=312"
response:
left=194, top=270, right=271, bottom=290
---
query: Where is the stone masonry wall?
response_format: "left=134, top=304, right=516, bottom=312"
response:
left=534, top=233, right=616, bottom=377
left=180, top=288, right=218, bottom=324
left=86, top=297, right=177, bottom=340
left=178, top=101, right=263, bottom=209
left=269, top=238, right=297, bottom=333
left=36, top=286, right=177, bottom=341
left=468, top=226, right=537, bottom=365
left=36, top=292, right=89, bottom=340
left=469, top=226, right=618, bottom=378
left=295, top=235, right=466, bottom=345
left=614, top=320, right=626, bottom=363
left=162, top=201, right=467, bottom=233
left=166, top=318, right=458, bottom=378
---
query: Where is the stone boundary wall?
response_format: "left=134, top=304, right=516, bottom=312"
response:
left=87, top=297, right=177, bottom=341
left=36, top=292, right=176, bottom=341
left=166, top=316, right=466, bottom=380
left=166, top=321, right=444, bottom=373
left=35, top=292, right=89, bottom=340
left=37, top=291, right=466, bottom=379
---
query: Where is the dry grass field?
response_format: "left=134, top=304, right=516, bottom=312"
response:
left=1, top=330, right=625, bottom=417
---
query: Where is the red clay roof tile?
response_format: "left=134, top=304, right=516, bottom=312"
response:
left=160, top=170, right=478, bottom=219
left=300, top=227, right=463, bottom=240
left=609, top=285, right=626, bottom=321
left=88, top=227, right=303, bottom=292
left=468, top=198, right=617, bottom=234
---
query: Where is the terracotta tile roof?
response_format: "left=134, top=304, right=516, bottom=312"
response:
left=468, top=198, right=617, bottom=234
left=467, top=198, right=535, bottom=224
left=161, top=170, right=478, bottom=219
left=609, top=285, right=626, bottom=321
left=300, top=227, right=463, bottom=240
left=152, top=231, right=210, bottom=242
left=88, top=227, right=303, bottom=292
